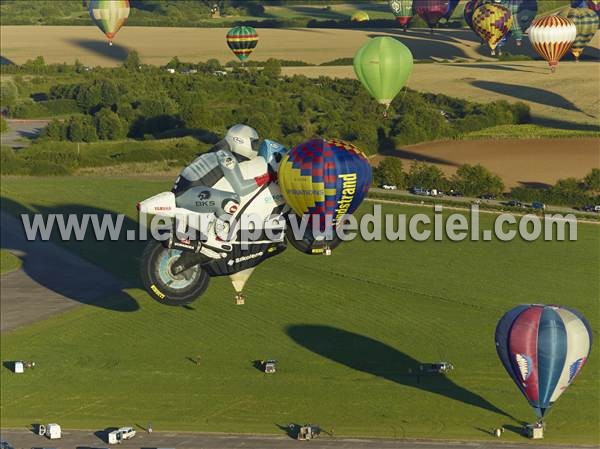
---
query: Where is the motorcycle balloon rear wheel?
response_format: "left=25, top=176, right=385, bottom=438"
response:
left=140, top=240, right=210, bottom=306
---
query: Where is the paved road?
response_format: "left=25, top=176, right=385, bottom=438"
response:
left=0, top=119, right=49, bottom=149
left=0, top=428, right=590, bottom=449
left=0, top=211, right=127, bottom=333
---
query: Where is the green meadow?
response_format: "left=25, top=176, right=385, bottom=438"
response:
left=0, top=176, right=598, bottom=444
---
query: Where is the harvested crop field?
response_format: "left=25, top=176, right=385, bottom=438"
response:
left=371, top=138, right=600, bottom=188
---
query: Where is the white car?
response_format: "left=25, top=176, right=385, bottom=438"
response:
left=381, top=185, right=398, bottom=190
left=108, top=427, right=136, bottom=444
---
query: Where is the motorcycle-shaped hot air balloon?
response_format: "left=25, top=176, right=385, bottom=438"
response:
left=388, top=0, right=414, bottom=30
left=353, top=37, right=414, bottom=116
left=138, top=138, right=371, bottom=305
left=559, top=6, right=599, bottom=61
left=278, top=138, right=372, bottom=255
left=413, top=0, right=450, bottom=32
left=495, top=304, right=592, bottom=427
left=88, top=0, right=130, bottom=46
left=528, top=15, right=577, bottom=72
left=472, top=2, right=513, bottom=55
left=226, top=26, right=259, bottom=67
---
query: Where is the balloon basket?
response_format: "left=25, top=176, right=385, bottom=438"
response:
left=524, top=423, right=544, bottom=439
left=235, top=293, right=245, bottom=305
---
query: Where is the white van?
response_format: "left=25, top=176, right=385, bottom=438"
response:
left=107, top=427, right=136, bottom=444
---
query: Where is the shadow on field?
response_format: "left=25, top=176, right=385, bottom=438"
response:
left=368, top=33, right=469, bottom=60
left=377, top=129, right=458, bottom=166
left=287, top=325, right=515, bottom=419
left=1, top=196, right=139, bottom=312
left=451, top=63, right=544, bottom=74
left=532, top=116, right=600, bottom=131
left=469, top=81, right=587, bottom=114
left=65, top=38, right=129, bottom=62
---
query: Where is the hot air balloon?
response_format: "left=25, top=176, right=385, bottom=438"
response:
left=413, top=0, right=450, bottom=32
left=495, top=304, right=592, bottom=422
left=472, top=3, right=513, bottom=55
left=464, top=0, right=496, bottom=32
left=388, top=0, right=414, bottom=30
left=353, top=37, right=414, bottom=115
left=444, top=0, right=461, bottom=20
left=529, top=15, right=577, bottom=72
left=587, top=0, right=600, bottom=16
left=502, top=0, right=538, bottom=46
left=226, top=26, right=259, bottom=65
left=559, top=6, right=599, bottom=60
left=88, top=0, right=130, bottom=46
left=352, top=11, right=370, bottom=22
left=278, top=138, right=372, bottom=254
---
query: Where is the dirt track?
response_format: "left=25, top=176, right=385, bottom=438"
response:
left=371, top=138, right=600, bottom=188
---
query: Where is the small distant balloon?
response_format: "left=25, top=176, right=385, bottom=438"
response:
left=88, top=0, right=130, bottom=46
left=560, top=6, right=600, bottom=61
left=226, top=26, right=259, bottom=63
left=388, top=0, right=415, bottom=29
left=351, top=11, right=370, bottom=22
left=529, top=15, right=577, bottom=72
left=353, top=37, right=414, bottom=113
left=413, top=0, right=450, bottom=31
left=472, top=3, right=513, bottom=55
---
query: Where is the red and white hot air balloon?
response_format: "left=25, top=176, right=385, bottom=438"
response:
left=528, top=15, right=577, bottom=72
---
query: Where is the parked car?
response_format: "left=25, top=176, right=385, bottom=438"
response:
left=108, top=427, right=136, bottom=444
left=409, top=187, right=428, bottom=196
left=480, top=193, right=496, bottom=200
left=381, top=184, right=398, bottom=190
left=531, top=201, right=546, bottom=210
left=582, top=204, right=600, bottom=213
left=507, top=200, right=523, bottom=208
left=447, top=190, right=463, bottom=197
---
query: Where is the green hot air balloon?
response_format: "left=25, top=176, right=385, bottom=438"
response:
left=559, top=6, right=599, bottom=61
left=353, top=37, right=413, bottom=115
left=88, top=0, right=130, bottom=46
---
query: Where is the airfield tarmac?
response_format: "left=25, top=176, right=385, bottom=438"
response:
left=1, top=428, right=595, bottom=449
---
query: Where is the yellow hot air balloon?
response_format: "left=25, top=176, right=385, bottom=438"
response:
left=352, top=11, right=370, bottom=22
left=472, top=3, right=513, bottom=55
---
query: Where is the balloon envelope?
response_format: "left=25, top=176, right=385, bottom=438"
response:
left=502, top=0, right=538, bottom=44
left=388, top=0, right=415, bottom=26
left=226, top=26, right=259, bottom=62
left=352, top=11, right=370, bottom=22
left=278, top=138, right=372, bottom=227
left=88, top=0, right=130, bottom=43
left=587, top=0, right=600, bottom=16
left=495, top=304, right=592, bottom=419
left=444, top=0, right=461, bottom=19
left=529, top=15, right=577, bottom=71
left=472, top=3, right=513, bottom=54
left=353, top=37, right=414, bottom=108
left=559, top=6, right=599, bottom=60
left=413, top=0, right=450, bottom=28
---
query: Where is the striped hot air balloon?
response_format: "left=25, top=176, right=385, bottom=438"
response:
left=472, top=3, right=513, bottom=55
left=226, top=26, right=259, bottom=63
left=529, top=15, right=577, bottom=72
left=88, top=0, right=130, bottom=46
left=495, top=304, right=592, bottom=421
left=587, top=0, right=600, bottom=16
left=560, top=6, right=599, bottom=60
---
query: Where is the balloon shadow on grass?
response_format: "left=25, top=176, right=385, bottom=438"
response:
left=1, top=196, right=139, bottom=314
left=287, top=325, right=515, bottom=420
left=65, top=38, right=130, bottom=63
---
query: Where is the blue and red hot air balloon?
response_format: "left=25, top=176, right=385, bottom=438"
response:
left=495, top=304, right=592, bottom=420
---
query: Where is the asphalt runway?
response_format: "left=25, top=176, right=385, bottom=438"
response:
left=0, top=428, right=590, bottom=449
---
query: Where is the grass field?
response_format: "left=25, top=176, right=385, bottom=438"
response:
left=0, top=176, right=598, bottom=444
left=0, top=249, right=21, bottom=274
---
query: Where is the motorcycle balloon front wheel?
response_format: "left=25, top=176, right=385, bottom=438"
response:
left=140, top=240, right=210, bottom=306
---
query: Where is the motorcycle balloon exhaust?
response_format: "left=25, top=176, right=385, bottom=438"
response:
left=230, top=268, right=255, bottom=305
